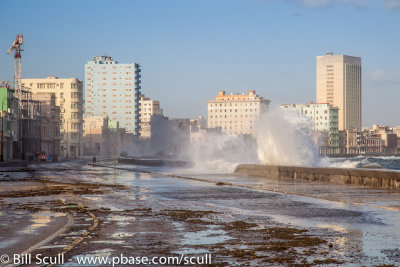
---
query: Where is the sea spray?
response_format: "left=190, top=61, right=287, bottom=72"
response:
left=184, top=108, right=319, bottom=171
left=254, top=109, right=318, bottom=166
left=187, top=132, right=259, bottom=172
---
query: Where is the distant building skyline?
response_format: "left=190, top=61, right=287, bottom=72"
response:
left=1, top=0, right=399, bottom=127
left=84, top=56, right=141, bottom=135
left=316, top=53, right=362, bottom=130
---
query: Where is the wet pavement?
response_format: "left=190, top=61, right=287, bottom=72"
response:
left=0, top=161, right=399, bottom=266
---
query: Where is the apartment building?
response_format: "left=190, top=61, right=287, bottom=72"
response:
left=207, top=90, right=270, bottom=135
left=139, top=95, right=163, bottom=139
left=21, top=77, right=84, bottom=158
left=84, top=56, right=141, bottom=136
left=280, top=103, right=339, bottom=148
left=316, top=52, right=361, bottom=130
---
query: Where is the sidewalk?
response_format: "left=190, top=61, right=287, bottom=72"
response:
left=0, top=159, right=30, bottom=168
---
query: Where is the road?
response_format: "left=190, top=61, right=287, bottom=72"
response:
left=0, top=160, right=399, bottom=266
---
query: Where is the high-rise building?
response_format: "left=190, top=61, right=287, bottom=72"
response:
left=21, top=77, right=84, bottom=158
left=316, top=52, right=361, bottom=130
left=84, top=56, right=141, bottom=136
left=207, top=90, right=270, bottom=135
left=139, top=95, right=163, bottom=139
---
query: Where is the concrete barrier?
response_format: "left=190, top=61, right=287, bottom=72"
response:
left=234, top=164, right=400, bottom=189
left=118, top=157, right=191, bottom=167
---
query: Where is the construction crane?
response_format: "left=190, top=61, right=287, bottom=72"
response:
left=6, top=34, right=23, bottom=108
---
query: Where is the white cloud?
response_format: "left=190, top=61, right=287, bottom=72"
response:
left=382, top=0, right=400, bottom=9
left=369, top=70, right=400, bottom=83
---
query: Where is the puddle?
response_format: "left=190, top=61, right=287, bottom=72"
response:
left=111, top=232, right=135, bottom=239
left=0, top=238, right=20, bottom=249
left=136, top=232, right=163, bottom=234
left=173, top=247, right=210, bottom=255
left=21, top=212, right=65, bottom=234
left=107, top=215, right=136, bottom=224
left=181, top=229, right=232, bottom=245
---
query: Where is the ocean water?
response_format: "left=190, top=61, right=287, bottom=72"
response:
left=319, top=156, right=400, bottom=171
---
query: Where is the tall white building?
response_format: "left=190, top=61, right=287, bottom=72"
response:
left=316, top=52, right=361, bottom=130
left=85, top=56, right=141, bottom=135
left=21, top=77, right=84, bottom=158
left=207, top=90, right=270, bottom=135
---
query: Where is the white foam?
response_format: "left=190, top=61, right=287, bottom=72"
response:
left=254, top=110, right=318, bottom=166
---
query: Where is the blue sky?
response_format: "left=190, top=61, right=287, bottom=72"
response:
left=0, top=0, right=399, bottom=127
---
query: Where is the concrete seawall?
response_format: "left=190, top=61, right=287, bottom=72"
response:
left=118, top=157, right=190, bottom=167
left=234, top=164, right=400, bottom=189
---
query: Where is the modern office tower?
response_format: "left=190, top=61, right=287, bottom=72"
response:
left=207, top=90, right=270, bottom=135
left=316, top=52, right=361, bottom=130
left=21, top=77, right=84, bottom=158
left=139, top=95, right=163, bottom=139
left=84, top=56, right=141, bottom=136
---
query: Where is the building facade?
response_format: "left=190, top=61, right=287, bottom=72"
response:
left=316, top=53, right=361, bottom=130
left=0, top=83, right=57, bottom=160
left=280, top=103, right=339, bottom=150
left=338, top=125, right=398, bottom=155
left=84, top=56, right=141, bottom=136
left=83, top=116, right=109, bottom=157
left=21, top=77, right=84, bottom=158
left=32, top=93, right=61, bottom=157
left=139, top=95, right=163, bottom=139
left=1, top=84, right=20, bottom=160
left=207, top=90, right=270, bottom=135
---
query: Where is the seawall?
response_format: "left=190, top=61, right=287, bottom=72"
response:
left=234, top=164, right=400, bottom=189
left=118, top=157, right=190, bottom=167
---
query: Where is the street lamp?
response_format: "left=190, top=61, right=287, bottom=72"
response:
left=1, top=97, right=8, bottom=162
